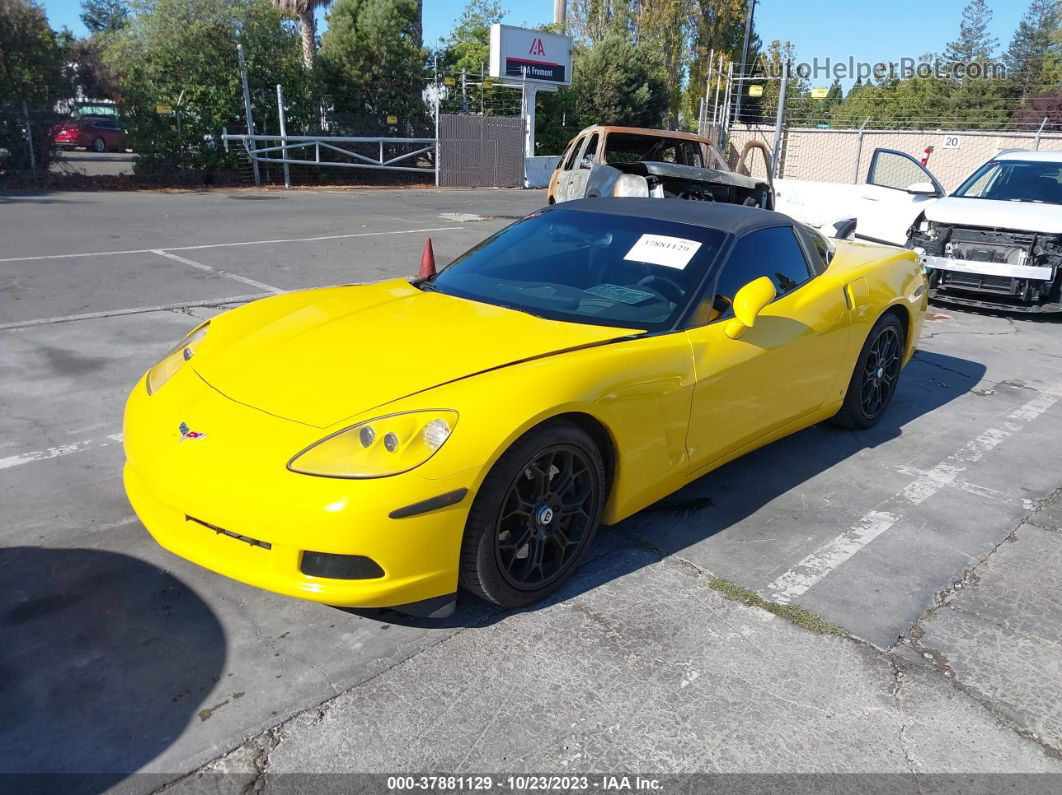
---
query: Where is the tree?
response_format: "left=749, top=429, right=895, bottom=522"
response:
left=943, top=0, right=999, bottom=66
left=684, top=0, right=755, bottom=129
left=443, top=0, right=503, bottom=75
left=272, top=0, right=332, bottom=69
left=104, top=0, right=313, bottom=173
left=629, top=0, right=693, bottom=127
left=0, top=0, right=68, bottom=177
left=0, top=0, right=66, bottom=102
left=1015, top=90, right=1062, bottom=130
left=80, top=0, right=128, bottom=34
left=753, top=40, right=810, bottom=124
left=410, top=0, right=421, bottom=49
left=61, top=32, right=119, bottom=99
left=567, top=0, right=628, bottom=45
left=319, top=0, right=425, bottom=122
left=1005, top=0, right=1060, bottom=98
left=570, top=32, right=668, bottom=128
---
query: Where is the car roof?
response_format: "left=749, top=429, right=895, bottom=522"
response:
left=572, top=125, right=713, bottom=145
left=555, top=198, right=793, bottom=236
left=993, top=150, right=1062, bottom=163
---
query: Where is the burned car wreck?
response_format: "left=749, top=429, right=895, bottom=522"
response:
left=548, top=126, right=773, bottom=210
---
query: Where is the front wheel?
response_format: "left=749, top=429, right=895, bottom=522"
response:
left=460, top=420, right=606, bottom=608
left=832, top=313, right=906, bottom=429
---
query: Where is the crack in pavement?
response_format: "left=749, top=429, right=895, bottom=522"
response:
left=890, top=657, right=925, bottom=788
left=893, top=487, right=1062, bottom=762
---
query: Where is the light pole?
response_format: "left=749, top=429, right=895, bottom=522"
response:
left=733, top=0, right=756, bottom=125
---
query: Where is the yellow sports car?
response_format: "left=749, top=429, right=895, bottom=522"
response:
left=124, top=200, right=926, bottom=618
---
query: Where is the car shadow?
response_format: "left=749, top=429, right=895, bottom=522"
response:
left=374, top=349, right=986, bottom=629
left=0, top=547, right=225, bottom=792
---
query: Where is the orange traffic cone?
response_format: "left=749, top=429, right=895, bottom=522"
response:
left=419, top=237, right=436, bottom=279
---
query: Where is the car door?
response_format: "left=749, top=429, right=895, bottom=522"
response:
left=553, top=135, right=585, bottom=202
left=567, top=132, right=600, bottom=200
left=96, top=119, right=115, bottom=148
left=683, top=225, right=852, bottom=472
left=854, top=149, right=944, bottom=245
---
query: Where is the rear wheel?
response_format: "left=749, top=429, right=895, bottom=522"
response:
left=833, top=313, right=905, bottom=429
left=460, top=421, right=606, bottom=607
left=92, top=137, right=106, bottom=153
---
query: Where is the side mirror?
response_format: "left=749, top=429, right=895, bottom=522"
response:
left=906, top=181, right=937, bottom=196
left=724, top=276, right=777, bottom=339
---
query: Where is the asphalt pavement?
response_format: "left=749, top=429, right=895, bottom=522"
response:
left=1, top=187, right=1060, bottom=789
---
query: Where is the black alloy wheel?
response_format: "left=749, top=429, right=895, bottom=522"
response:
left=859, top=324, right=902, bottom=418
left=833, top=312, right=907, bottom=429
left=494, top=445, right=597, bottom=591
left=460, top=421, right=606, bottom=608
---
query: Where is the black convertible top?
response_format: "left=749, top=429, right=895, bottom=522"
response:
left=556, top=197, right=792, bottom=237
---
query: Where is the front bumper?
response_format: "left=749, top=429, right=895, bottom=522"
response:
left=917, top=253, right=1061, bottom=312
left=123, top=367, right=474, bottom=609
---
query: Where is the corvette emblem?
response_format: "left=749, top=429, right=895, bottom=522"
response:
left=178, top=422, right=206, bottom=441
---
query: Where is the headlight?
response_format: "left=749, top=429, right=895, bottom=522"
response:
left=612, top=173, right=649, bottom=198
left=288, top=410, right=458, bottom=478
left=146, top=323, right=209, bottom=394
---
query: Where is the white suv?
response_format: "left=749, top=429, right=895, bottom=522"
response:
left=775, top=149, right=1062, bottom=312
left=909, top=150, right=1062, bottom=312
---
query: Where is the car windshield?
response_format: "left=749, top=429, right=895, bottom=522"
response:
left=953, top=159, right=1062, bottom=204
left=429, top=208, right=726, bottom=332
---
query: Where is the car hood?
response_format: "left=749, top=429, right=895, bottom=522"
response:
left=924, top=196, right=1062, bottom=234
left=193, top=279, right=640, bottom=428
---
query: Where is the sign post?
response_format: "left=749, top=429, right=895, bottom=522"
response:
left=489, top=23, right=573, bottom=177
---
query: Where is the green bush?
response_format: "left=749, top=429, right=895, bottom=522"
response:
left=104, top=0, right=314, bottom=175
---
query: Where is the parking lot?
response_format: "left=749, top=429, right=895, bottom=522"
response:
left=2, top=187, right=1061, bottom=786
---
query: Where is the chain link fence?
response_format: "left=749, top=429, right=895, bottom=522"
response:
left=0, top=101, right=69, bottom=186
left=715, top=76, right=1062, bottom=191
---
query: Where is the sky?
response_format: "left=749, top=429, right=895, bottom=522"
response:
left=40, top=0, right=1031, bottom=86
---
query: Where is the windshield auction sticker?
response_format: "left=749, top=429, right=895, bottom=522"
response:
left=624, top=234, right=702, bottom=269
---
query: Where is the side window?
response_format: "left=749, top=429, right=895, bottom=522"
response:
left=555, top=141, right=574, bottom=171
left=563, top=137, right=583, bottom=170
left=681, top=142, right=703, bottom=168
left=657, top=142, right=679, bottom=163
left=867, top=149, right=939, bottom=193
left=796, top=225, right=833, bottom=273
left=580, top=133, right=600, bottom=168
left=713, top=227, right=814, bottom=314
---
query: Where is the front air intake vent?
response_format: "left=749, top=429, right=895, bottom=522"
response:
left=300, top=551, right=385, bottom=580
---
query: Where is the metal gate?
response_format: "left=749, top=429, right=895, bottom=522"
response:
left=437, top=114, right=525, bottom=188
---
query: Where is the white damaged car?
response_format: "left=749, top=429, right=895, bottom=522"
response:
left=909, top=151, right=1062, bottom=313
left=776, top=149, right=1062, bottom=312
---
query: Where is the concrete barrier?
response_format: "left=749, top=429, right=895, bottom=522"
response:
left=524, top=156, right=561, bottom=188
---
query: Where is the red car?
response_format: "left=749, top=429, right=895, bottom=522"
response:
left=53, top=117, right=126, bottom=152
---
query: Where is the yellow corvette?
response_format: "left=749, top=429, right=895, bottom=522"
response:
left=124, top=199, right=926, bottom=617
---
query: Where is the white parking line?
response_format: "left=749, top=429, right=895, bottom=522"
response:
left=0, top=433, right=123, bottom=472
left=761, top=389, right=1060, bottom=605
left=0, top=294, right=268, bottom=331
left=0, top=226, right=464, bottom=264
left=149, top=250, right=283, bottom=294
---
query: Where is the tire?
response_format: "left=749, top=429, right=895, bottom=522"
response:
left=460, top=420, right=607, bottom=608
left=92, top=137, right=106, bottom=153
left=832, top=313, right=906, bottom=429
